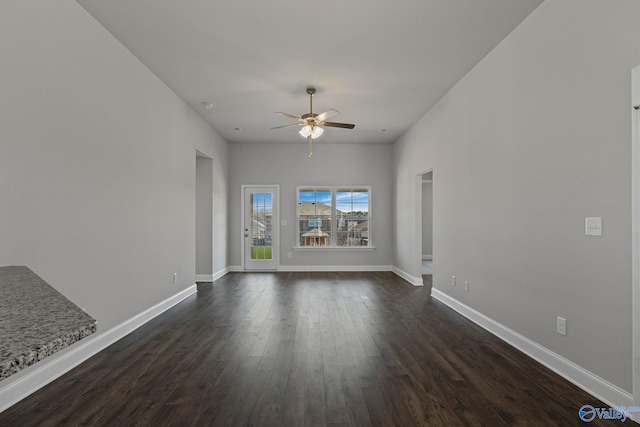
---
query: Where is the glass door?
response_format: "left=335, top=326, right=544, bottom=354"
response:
left=243, top=186, right=278, bottom=270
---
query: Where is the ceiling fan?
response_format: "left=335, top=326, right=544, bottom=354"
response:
left=272, top=87, right=355, bottom=157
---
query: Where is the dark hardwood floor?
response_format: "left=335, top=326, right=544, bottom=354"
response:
left=0, top=272, right=633, bottom=426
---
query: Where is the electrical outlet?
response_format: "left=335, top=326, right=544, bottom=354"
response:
left=451, top=275, right=456, bottom=287
left=464, top=281, right=469, bottom=291
left=556, top=316, right=566, bottom=336
left=173, top=273, right=178, bottom=284
left=287, top=252, right=292, bottom=258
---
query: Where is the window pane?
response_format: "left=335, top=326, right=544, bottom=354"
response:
left=298, top=188, right=332, bottom=246
left=250, top=192, right=273, bottom=259
left=299, top=217, right=331, bottom=246
left=337, top=218, right=369, bottom=246
left=336, top=190, right=369, bottom=215
left=299, top=190, right=331, bottom=210
left=335, top=189, right=369, bottom=246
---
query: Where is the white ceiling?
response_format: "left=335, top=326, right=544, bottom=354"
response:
left=76, top=0, right=543, bottom=145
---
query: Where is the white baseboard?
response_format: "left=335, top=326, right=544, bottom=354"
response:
left=431, top=288, right=634, bottom=411
left=278, top=265, right=393, bottom=272
left=229, top=265, right=393, bottom=273
left=0, top=284, right=198, bottom=413
left=392, top=266, right=424, bottom=286
left=195, top=266, right=229, bottom=283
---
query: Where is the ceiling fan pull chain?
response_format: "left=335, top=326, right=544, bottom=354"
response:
left=308, top=136, right=313, bottom=158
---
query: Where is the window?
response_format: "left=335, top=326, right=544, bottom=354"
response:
left=297, top=186, right=371, bottom=248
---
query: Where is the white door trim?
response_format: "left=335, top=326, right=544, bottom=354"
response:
left=240, top=184, right=280, bottom=271
left=631, top=66, right=640, bottom=416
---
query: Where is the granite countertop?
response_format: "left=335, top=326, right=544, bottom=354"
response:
left=0, top=266, right=96, bottom=381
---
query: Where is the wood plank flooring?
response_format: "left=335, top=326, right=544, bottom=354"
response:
left=0, top=272, right=634, bottom=426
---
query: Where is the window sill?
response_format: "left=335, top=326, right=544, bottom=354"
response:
left=292, top=246, right=376, bottom=252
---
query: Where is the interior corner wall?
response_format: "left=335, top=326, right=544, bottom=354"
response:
left=0, top=0, right=228, bottom=340
left=228, top=142, right=393, bottom=268
left=393, top=0, right=640, bottom=393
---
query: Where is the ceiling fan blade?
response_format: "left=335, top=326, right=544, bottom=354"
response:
left=275, top=112, right=301, bottom=120
left=271, top=123, right=303, bottom=129
left=314, top=109, right=339, bottom=123
left=321, top=121, right=355, bottom=129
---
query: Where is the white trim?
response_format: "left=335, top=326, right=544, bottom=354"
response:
left=292, top=246, right=376, bottom=252
left=212, top=266, right=229, bottom=282
left=195, top=267, right=229, bottom=283
left=632, top=65, right=640, bottom=420
left=431, top=288, right=634, bottom=412
left=279, top=265, right=392, bottom=272
left=229, top=264, right=393, bottom=273
left=0, top=284, right=197, bottom=413
left=392, top=266, right=424, bottom=287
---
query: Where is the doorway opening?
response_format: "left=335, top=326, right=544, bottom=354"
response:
left=421, top=171, right=433, bottom=289
left=195, top=151, right=213, bottom=281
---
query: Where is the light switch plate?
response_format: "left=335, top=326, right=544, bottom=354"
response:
left=557, top=316, right=567, bottom=336
left=585, top=217, right=602, bottom=236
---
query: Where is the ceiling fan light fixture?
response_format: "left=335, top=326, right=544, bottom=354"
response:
left=299, top=125, right=311, bottom=138
left=312, top=126, right=324, bottom=139
left=299, top=125, right=324, bottom=139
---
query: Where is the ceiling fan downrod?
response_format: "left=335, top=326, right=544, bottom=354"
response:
left=307, top=88, right=315, bottom=157
left=307, top=87, right=316, bottom=116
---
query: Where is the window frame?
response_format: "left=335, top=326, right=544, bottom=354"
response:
left=295, top=186, right=374, bottom=251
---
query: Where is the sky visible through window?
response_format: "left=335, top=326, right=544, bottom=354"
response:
left=299, top=189, right=368, bottom=213
left=299, top=191, right=331, bottom=205
left=336, top=190, right=368, bottom=214
left=252, top=193, right=272, bottom=209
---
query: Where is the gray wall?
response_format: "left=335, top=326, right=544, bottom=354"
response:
left=393, top=0, right=640, bottom=392
left=422, top=178, right=433, bottom=257
left=229, top=142, right=393, bottom=268
left=0, top=0, right=229, bottom=333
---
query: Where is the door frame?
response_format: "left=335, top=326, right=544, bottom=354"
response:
left=421, top=170, right=433, bottom=279
left=195, top=151, right=214, bottom=281
left=414, top=168, right=434, bottom=287
left=632, top=66, right=640, bottom=415
left=240, top=184, right=280, bottom=271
